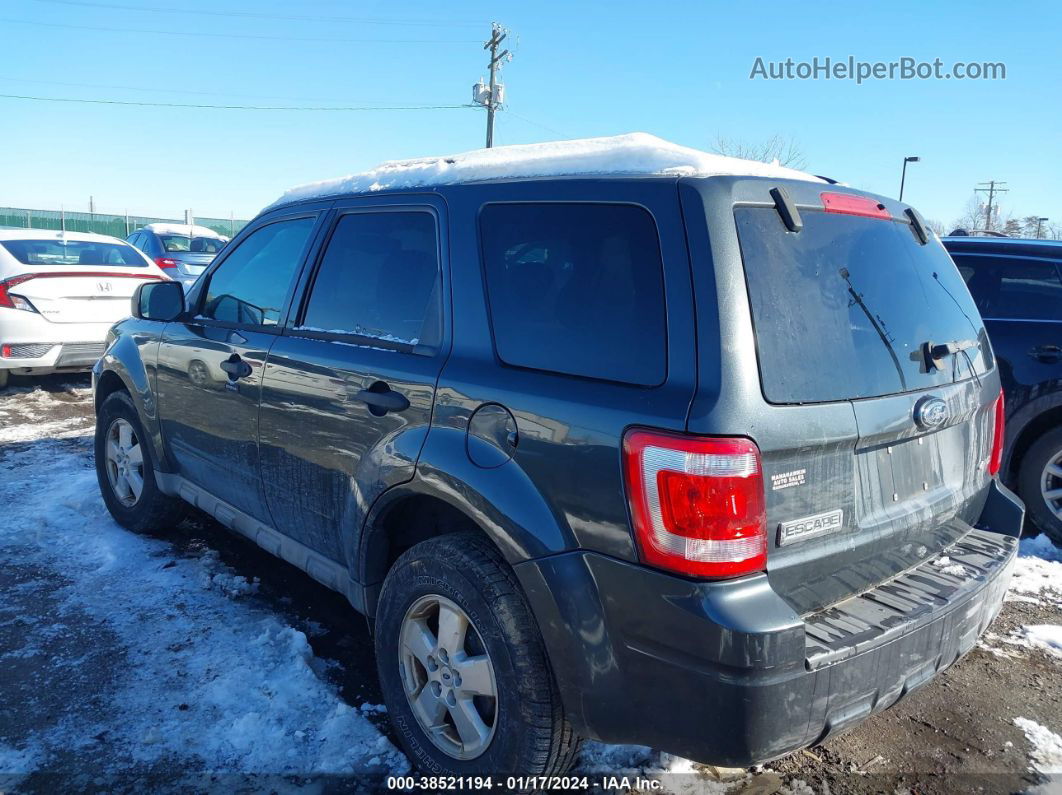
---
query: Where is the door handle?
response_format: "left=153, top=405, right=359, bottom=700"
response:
left=355, top=382, right=410, bottom=416
left=220, top=353, right=253, bottom=380
left=1029, top=345, right=1062, bottom=364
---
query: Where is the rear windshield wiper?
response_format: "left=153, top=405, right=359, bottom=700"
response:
left=922, top=338, right=982, bottom=385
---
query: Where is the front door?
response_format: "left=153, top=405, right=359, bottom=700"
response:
left=156, top=213, right=322, bottom=521
left=257, top=201, right=448, bottom=565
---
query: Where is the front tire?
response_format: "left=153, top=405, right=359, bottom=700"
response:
left=1018, top=426, right=1062, bottom=544
left=95, top=390, right=186, bottom=532
left=375, top=532, right=580, bottom=777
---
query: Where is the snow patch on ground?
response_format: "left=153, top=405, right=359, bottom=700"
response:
left=0, top=432, right=408, bottom=780
left=1010, top=535, right=1062, bottom=606
left=270, top=132, right=824, bottom=208
left=1014, top=717, right=1062, bottom=775
left=578, top=743, right=739, bottom=792
left=1013, top=625, right=1062, bottom=658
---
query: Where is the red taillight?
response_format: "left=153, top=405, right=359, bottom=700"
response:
left=623, top=430, right=767, bottom=579
left=0, top=274, right=36, bottom=311
left=821, top=192, right=892, bottom=220
left=155, top=257, right=180, bottom=269
left=988, top=390, right=1005, bottom=477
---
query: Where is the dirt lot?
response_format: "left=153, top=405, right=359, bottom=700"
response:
left=1, top=374, right=1060, bottom=794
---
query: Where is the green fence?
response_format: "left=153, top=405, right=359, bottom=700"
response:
left=0, top=207, right=249, bottom=239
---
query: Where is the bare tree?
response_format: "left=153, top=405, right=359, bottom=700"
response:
left=712, top=135, right=808, bottom=170
left=950, top=195, right=985, bottom=232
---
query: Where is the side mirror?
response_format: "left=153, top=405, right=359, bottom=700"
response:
left=132, top=280, right=185, bottom=322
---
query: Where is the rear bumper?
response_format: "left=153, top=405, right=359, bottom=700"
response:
left=515, top=480, right=1023, bottom=767
left=0, top=309, right=112, bottom=373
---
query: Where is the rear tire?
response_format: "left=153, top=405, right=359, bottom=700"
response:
left=1017, top=426, right=1062, bottom=544
left=0, top=369, right=9, bottom=390
left=95, top=390, right=186, bottom=533
left=375, top=532, right=581, bottom=778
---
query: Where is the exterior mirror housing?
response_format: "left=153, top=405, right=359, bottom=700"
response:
left=133, top=280, right=185, bottom=322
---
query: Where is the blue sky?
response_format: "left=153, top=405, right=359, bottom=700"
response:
left=2, top=0, right=1059, bottom=228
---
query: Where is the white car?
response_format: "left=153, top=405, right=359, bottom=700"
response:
left=0, top=230, right=169, bottom=389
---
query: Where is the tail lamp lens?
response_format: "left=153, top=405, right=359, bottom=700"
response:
left=622, top=430, right=767, bottom=579
left=155, top=257, right=180, bottom=269
left=988, top=390, right=1005, bottom=477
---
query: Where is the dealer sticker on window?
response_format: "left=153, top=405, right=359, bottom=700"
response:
left=777, top=509, right=844, bottom=546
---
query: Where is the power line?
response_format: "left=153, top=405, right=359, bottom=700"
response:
left=33, top=0, right=484, bottom=27
left=0, top=93, right=476, bottom=112
left=0, top=75, right=441, bottom=105
left=0, top=17, right=480, bottom=43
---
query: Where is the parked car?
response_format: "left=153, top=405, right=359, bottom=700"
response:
left=0, top=229, right=167, bottom=389
left=93, top=135, right=1022, bottom=777
left=943, top=236, right=1062, bottom=543
left=127, top=223, right=228, bottom=289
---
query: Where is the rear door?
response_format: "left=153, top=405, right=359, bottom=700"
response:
left=155, top=212, right=324, bottom=522
left=953, top=252, right=1062, bottom=414
left=688, top=183, right=997, bottom=614
left=257, top=198, right=448, bottom=565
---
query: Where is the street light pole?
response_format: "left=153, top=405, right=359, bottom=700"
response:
left=899, top=156, right=920, bottom=202
left=1037, top=217, right=1049, bottom=239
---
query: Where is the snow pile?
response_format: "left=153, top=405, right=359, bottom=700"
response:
left=0, top=432, right=408, bottom=780
left=270, top=132, right=824, bottom=207
left=1014, top=625, right=1062, bottom=658
left=1010, top=534, right=1062, bottom=606
left=1014, top=718, right=1062, bottom=775
left=578, top=743, right=738, bottom=793
left=143, top=222, right=225, bottom=239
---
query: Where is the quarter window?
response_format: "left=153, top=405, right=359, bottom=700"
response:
left=200, top=217, right=315, bottom=327
left=299, top=212, right=441, bottom=347
left=479, top=203, right=667, bottom=386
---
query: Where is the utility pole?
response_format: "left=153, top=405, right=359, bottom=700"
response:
left=473, top=23, right=511, bottom=148
left=89, top=195, right=95, bottom=214
left=975, top=181, right=1008, bottom=231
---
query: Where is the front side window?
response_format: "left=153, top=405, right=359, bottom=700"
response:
left=200, top=217, right=315, bottom=327
left=479, top=203, right=667, bottom=386
left=299, top=211, right=441, bottom=347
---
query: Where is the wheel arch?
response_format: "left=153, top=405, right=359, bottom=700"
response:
left=1005, top=392, right=1062, bottom=482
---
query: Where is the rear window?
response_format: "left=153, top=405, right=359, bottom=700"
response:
left=479, top=203, right=667, bottom=386
left=159, top=235, right=223, bottom=254
left=736, top=208, right=991, bottom=404
left=0, top=239, right=146, bottom=267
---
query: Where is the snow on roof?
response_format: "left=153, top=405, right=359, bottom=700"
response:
left=0, top=228, right=127, bottom=243
left=270, top=132, right=824, bottom=207
left=143, top=222, right=225, bottom=239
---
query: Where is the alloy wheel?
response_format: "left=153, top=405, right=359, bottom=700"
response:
left=105, top=418, right=144, bottom=507
left=399, top=594, right=498, bottom=760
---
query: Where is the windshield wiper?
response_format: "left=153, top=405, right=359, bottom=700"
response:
left=921, top=338, right=982, bottom=387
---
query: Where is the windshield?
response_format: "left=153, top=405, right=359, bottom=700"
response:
left=159, top=234, right=223, bottom=254
left=735, top=207, right=991, bottom=404
left=0, top=239, right=147, bottom=267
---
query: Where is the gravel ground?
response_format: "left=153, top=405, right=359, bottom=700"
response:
left=1, top=374, right=1060, bottom=794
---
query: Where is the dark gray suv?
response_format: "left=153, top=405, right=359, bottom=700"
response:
left=92, top=138, right=1022, bottom=777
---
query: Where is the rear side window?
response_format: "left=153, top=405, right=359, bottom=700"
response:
left=299, top=211, right=441, bottom=347
left=201, top=217, right=315, bottom=327
left=0, top=239, right=146, bottom=267
left=951, top=255, right=1062, bottom=321
left=736, top=208, right=991, bottom=404
left=479, top=203, right=667, bottom=386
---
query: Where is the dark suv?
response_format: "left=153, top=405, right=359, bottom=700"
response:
left=92, top=158, right=1022, bottom=776
left=943, top=236, right=1062, bottom=543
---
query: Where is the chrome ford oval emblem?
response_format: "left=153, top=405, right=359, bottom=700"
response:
left=915, top=396, right=949, bottom=430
